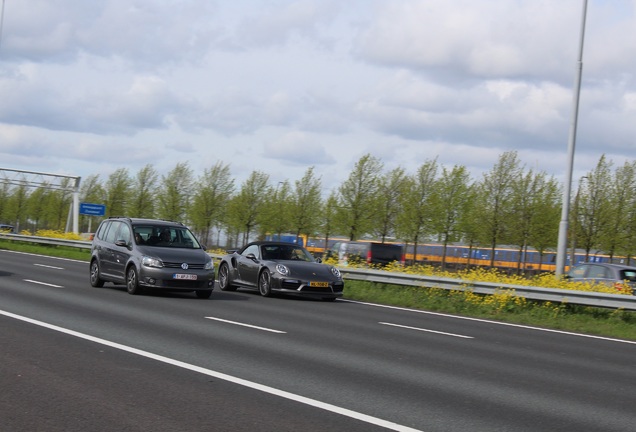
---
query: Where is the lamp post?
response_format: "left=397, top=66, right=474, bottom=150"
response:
left=0, top=0, right=5, bottom=50
left=569, top=176, right=588, bottom=268
left=556, top=0, right=588, bottom=277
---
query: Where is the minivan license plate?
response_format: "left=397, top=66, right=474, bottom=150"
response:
left=173, top=274, right=197, bottom=280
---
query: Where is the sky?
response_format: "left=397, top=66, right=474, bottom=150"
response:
left=0, top=0, right=635, bottom=194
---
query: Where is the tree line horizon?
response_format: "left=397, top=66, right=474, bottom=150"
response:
left=1, top=151, right=634, bottom=270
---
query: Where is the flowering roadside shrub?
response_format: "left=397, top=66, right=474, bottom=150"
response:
left=15, top=229, right=83, bottom=240
left=31, top=229, right=83, bottom=240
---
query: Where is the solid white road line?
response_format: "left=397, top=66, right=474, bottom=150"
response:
left=0, top=309, right=424, bottom=432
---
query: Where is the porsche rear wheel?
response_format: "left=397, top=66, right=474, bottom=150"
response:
left=258, top=270, right=272, bottom=297
left=218, top=262, right=237, bottom=291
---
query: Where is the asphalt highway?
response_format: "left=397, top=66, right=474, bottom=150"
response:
left=1, top=249, right=636, bottom=431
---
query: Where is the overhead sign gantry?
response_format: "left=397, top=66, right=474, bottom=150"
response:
left=0, top=167, right=81, bottom=233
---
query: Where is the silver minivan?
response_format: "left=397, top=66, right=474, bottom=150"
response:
left=89, top=217, right=215, bottom=298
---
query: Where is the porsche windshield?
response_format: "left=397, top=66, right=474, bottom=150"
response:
left=262, top=244, right=314, bottom=262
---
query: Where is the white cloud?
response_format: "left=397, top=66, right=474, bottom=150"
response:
left=0, top=0, right=634, bottom=193
left=263, top=131, right=335, bottom=165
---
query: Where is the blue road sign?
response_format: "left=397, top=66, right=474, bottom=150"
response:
left=79, top=203, right=106, bottom=216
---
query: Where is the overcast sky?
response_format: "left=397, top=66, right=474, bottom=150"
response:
left=0, top=0, right=635, bottom=193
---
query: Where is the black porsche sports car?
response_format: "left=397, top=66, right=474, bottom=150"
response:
left=217, top=241, right=344, bottom=301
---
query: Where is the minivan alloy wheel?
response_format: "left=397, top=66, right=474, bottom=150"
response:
left=90, top=260, right=104, bottom=288
left=126, top=266, right=142, bottom=295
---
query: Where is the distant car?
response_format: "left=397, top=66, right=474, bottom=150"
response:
left=80, top=232, right=95, bottom=241
left=89, top=217, right=215, bottom=298
left=0, top=224, right=15, bottom=233
left=565, top=262, right=636, bottom=293
left=217, top=241, right=344, bottom=301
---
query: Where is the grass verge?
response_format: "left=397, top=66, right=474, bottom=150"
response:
left=0, top=239, right=91, bottom=261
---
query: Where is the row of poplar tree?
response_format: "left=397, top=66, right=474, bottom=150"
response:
left=1, top=151, right=635, bottom=266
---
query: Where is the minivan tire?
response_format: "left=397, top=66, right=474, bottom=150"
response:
left=90, top=260, right=105, bottom=288
left=126, top=266, right=143, bottom=295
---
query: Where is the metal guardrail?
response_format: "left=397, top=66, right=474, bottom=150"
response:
left=2, top=233, right=636, bottom=311
left=338, top=267, right=636, bottom=311
left=0, top=233, right=92, bottom=249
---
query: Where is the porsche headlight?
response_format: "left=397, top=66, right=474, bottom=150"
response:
left=331, top=267, right=341, bottom=278
left=276, top=264, right=290, bottom=276
left=142, top=255, right=163, bottom=268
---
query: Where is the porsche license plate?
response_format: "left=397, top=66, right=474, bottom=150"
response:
left=173, top=274, right=197, bottom=280
left=310, top=281, right=329, bottom=287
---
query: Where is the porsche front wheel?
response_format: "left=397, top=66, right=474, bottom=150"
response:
left=218, top=262, right=237, bottom=291
left=258, top=270, right=272, bottom=297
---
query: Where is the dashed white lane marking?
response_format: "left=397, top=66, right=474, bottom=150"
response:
left=380, top=322, right=473, bottom=339
left=34, top=263, right=64, bottom=270
left=24, top=279, right=63, bottom=288
left=205, top=316, right=286, bottom=334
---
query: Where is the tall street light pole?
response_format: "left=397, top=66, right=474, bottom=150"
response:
left=556, top=0, right=588, bottom=278
left=0, top=0, right=6, bottom=51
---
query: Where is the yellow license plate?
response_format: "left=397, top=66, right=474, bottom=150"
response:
left=310, top=281, right=329, bottom=287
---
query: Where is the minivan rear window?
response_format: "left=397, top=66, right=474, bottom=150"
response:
left=104, top=221, right=122, bottom=243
